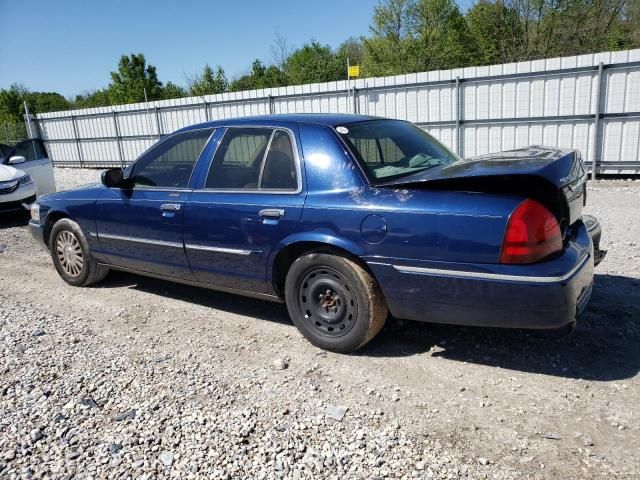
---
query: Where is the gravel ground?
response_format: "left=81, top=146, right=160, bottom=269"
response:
left=0, top=168, right=638, bottom=479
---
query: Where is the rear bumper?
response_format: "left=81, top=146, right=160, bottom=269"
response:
left=367, top=221, right=594, bottom=329
left=584, top=214, right=606, bottom=266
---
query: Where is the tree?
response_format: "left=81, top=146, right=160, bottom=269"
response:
left=335, top=37, right=366, bottom=73
left=0, top=84, right=71, bottom=123
left=73, top=89, right=112, bottom=108
left=108, top=54, right=163, bottom=104
left=229, top=60, right=287, bottom=91
left=507, top=0, right=634, bottom=59
left=409, top=0, right=479, bottom=70
left=466, top=0, right=525, bottom=64
left=285, top=41, right=342, bottom=85
left=0, top=84, right=28, bottom=123
left=27, top=92, right=70, bottom=114
left=628, top=0, right=640, bottom=47
left=364, top=0, right=479, bottom=73
left=188, top=65, right=228, bottom=96
left=269, top=31, right=293, bottom=70
left=363, top=0, right=416, bottom=75
left=162, top=82, right=187, bottom=99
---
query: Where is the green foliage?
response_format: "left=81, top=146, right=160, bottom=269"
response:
left=27, top=92, right=70, bottom=115
left=363, top=0, right=417, bottom=75
left=285, top=41, right=343, bottom=85
left=108, top=54, right=163, bottom=104
left=0, top=84, right=26, bottom=123
left=364, top=0, right=479, bottom=75
left=411, top=0, right=479, bottom=70
left=162, top=82, right=187, bottom=99
left=467, top=0, right=525, bottom=64
left=73, top=89, right=112, bottom=108
left=189, top=65, right=228, bottom=96
left=0, top=84, right=71, bottom=123
left=229, top=60, right=287, bottom=91
left=335, top=37, right=366, bottom=68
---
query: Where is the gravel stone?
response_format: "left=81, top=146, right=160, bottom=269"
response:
left=273, top=357, right=289, bottom=370
left=325, top=404, right=348, bottom=421
left=159, top=451, right=174, bottom=467
left=0, top=170, right=637, bottom=479
left=29, top=428, right=43, bottom=443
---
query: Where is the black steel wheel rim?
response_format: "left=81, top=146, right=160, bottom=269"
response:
left=298, top=266, right=358, bottom=337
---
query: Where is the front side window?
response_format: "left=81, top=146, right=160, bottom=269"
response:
left=206, top=127, right=298, bottom=191
left=129, top=128, right=213, bottom=188
left=337, top=120, right=459, bottom=183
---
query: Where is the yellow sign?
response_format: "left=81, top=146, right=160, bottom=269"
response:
left=348, top=65, right=360, bottom=77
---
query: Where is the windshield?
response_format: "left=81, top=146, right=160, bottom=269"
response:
left=337, top=120, right=459, bottom=183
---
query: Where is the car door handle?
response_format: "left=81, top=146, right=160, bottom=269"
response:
left=259, top=209, right=285, bottom=219
left=160, top=203, right=181, bottom=212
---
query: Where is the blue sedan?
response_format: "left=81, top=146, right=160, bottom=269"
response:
left=29, top=114, right=603, bottom=352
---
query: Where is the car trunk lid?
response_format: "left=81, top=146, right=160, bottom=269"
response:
left=378, top=146, right=587, bottom=227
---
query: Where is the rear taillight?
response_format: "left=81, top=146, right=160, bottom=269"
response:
left=500, top=199, right=562, bottom=264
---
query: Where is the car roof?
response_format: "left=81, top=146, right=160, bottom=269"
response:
left=177, top=113, right=381, bottom=133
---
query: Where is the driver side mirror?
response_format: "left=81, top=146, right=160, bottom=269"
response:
left=101, top=168, right=129, bottom=188
left=8, top=155, right=25, bottom=165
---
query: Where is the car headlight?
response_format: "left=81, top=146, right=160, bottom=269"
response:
left=30, top=203, right=40, bottom=222
left=17, top=174, right=33, bottom=187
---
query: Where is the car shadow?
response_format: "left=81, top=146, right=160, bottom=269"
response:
left=99, top=271, right=639, bottom=381
left=98, top=271, right=291, bottom=325
left=358, top=273, right=640, bottom=381
left=0, top=212, right=29, bottom=229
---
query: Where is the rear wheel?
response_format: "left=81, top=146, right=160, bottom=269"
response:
left=285, top=252, right=387, bottom=353
left=50, top=218, right=109, bottom=287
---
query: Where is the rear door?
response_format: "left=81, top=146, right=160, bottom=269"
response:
left=95, top=128, right=214, bottom=279
left=184, top=126, right=305, bottom=293
left=8, top=139, right=56, bottom=195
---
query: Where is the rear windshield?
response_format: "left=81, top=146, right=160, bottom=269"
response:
left=337, top=120, right=459, bottom=183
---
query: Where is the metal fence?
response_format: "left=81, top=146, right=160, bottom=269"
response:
left=1, top=122, right=30, bottom=145
left=33, top=48, right=640, bottom=176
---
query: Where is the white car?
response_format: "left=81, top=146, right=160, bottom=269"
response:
left=0, top=139, right=56, bottom=215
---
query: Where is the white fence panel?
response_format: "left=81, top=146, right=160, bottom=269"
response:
left=34, top=49, right=640, bottom=174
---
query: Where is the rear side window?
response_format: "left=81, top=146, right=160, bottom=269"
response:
left=129, top=128, right=213, bottom=188
left=206, top=128, right=297, bottom=191
left=338, top=120, right=459, bottom=183
left=261, top=130, right=297, bottom=190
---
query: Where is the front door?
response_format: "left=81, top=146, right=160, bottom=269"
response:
left=184, top=127, right=305, bottom=293
left=96, top=128, right=214, bottom=279
left=7, top=139, right=56, bottom=196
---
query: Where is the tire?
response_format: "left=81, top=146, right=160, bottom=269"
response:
left=284, top=252, right=388, bottom=353
left=49, top=218, right=109, bottom=287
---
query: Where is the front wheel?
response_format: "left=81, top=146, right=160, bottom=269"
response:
left=49, top=218, right=109, bottom=287
left=285, top=252, right=388, bottom=353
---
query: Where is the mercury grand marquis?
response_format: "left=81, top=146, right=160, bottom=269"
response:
left=29, top=114, right=604, bottom=352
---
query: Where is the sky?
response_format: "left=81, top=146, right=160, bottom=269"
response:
left=0, top=0, right=385, bottom=98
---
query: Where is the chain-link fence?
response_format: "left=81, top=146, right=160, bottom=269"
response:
left=0, top=122, right=30, bottom=145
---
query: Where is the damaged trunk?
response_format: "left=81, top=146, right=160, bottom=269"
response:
left=379, top=146, right=588, bottom=230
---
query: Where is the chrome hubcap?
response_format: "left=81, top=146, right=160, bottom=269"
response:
left=55, top=231, right=83, bottom=277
